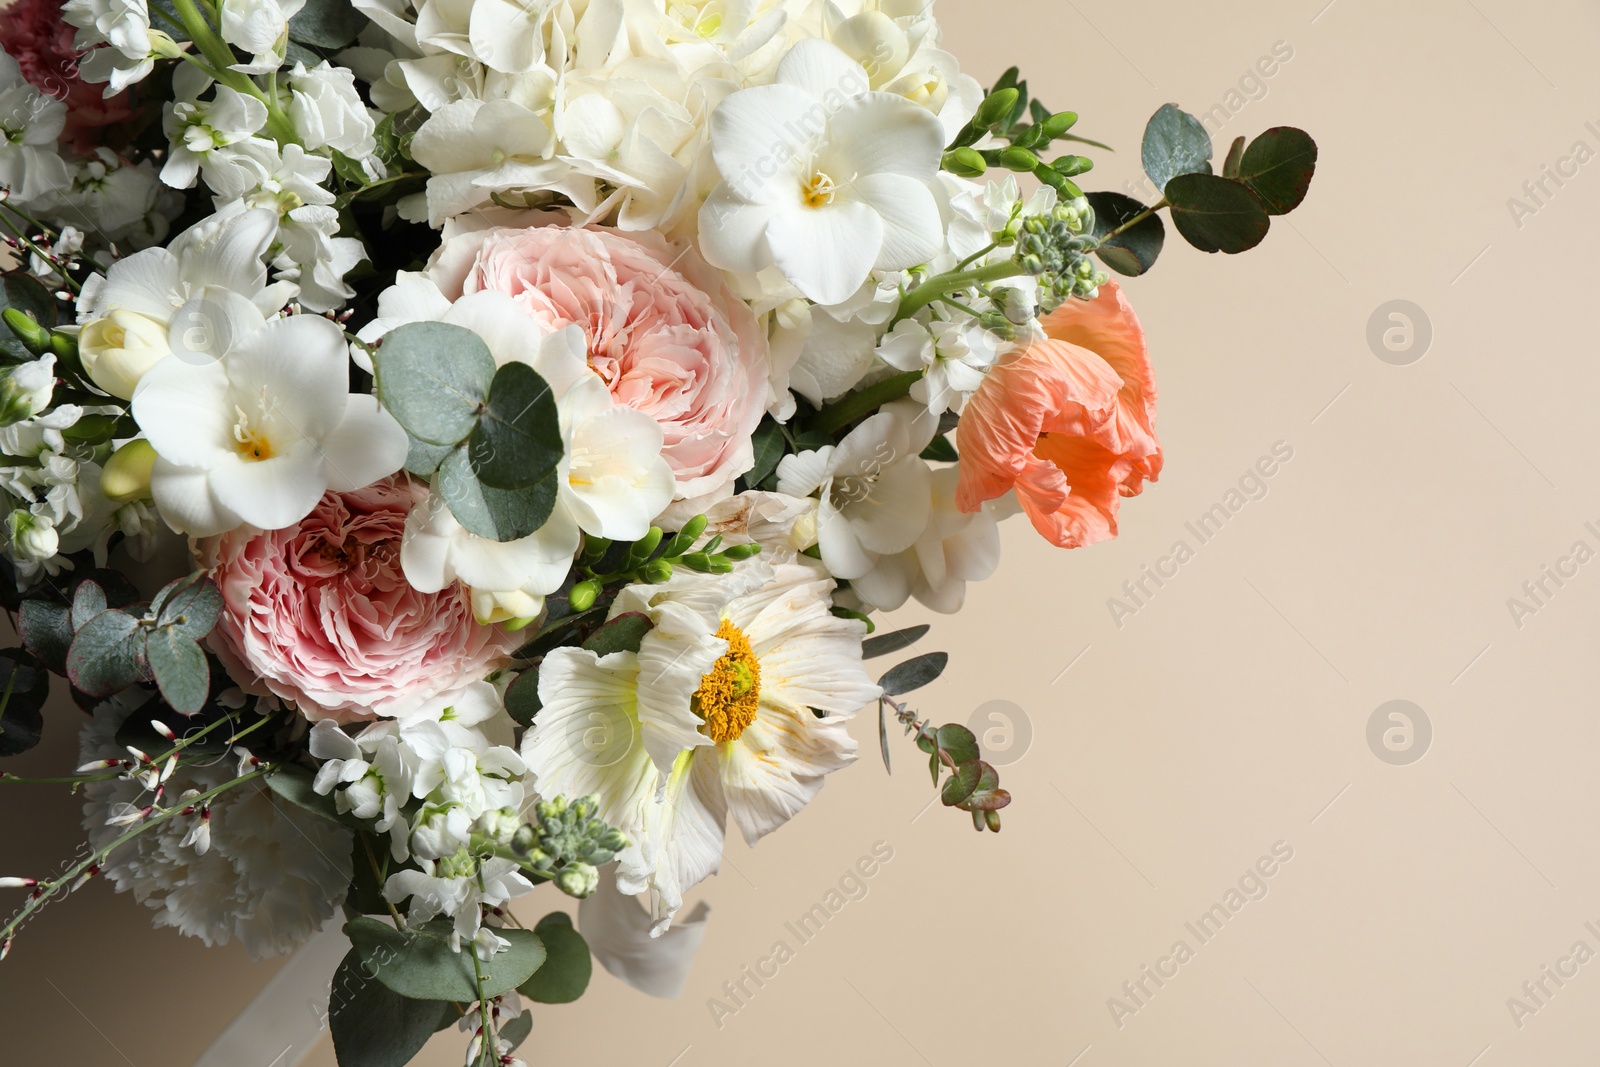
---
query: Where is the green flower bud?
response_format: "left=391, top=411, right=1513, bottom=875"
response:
left=511, top=825, right=539, bottom=856
left=974, top=87, right=1020, bottom=132
left=642, top=558, right=674, bottom=584
left=1041, top=111, right=1079, bottom=139
left=556, top=863, right=600, bottom=898
left=101, top=439, right=157, bottom=504
left=1021, top=254, right=1045, bottom=276
left=1051, top=154, right=1093, bottom=177
left=626, top=526, right=664, bottom=564
left=997, top=146, right=1039, bottom=172
left=708, top=556, right=734, bottom=574
left=680, top=551, right=713, bottom=572
left=579, top=536, right=612, bottom=564
left=720, top=543, right=762, bottom=561
left=2, top=309, right=51, bottom=356
left=568, top=580, right=600, bottom=613
left=942, top=147, right=987, bottom=178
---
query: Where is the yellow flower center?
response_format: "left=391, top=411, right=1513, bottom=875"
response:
left=802, top=171, right=839, bottom=209
left=693, top=618, right=761, bottom=743
left=232, top=405, right=275, bottom=462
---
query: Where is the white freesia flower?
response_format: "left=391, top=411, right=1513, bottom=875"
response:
left=161, top=86, right=269, bottom=190
left=77, top=206, right=294, bottom=398
left=697, top=39, right=945, bottom=305
left=523, top=560, right=878, bottom=933
left=129, top=290, right=408, bottom=537
left=877, top=315, right=1000, bottom=415
left=64, top=0, right=158, bottom=94
left=0, top=51, right=69, bottom=206
left=776, top=408, right=932, bottom=584
left=218, top=0, right=307, bottom=74
left=384, top=290, right=674, bottom=621
left=288, top=62, right=381, bottom=166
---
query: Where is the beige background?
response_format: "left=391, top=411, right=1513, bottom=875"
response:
left=7, top=0, right=1600, bottom=1062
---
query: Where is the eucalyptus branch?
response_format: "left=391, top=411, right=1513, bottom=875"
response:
left=1104, top=197, right=1169, bottom=241
left=0, top=765, right=274, bottom=954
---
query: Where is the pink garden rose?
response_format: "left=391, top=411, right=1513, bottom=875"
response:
left=426, top=218, right=770, bottom=522
left=201, top=477, right=520, bottom=723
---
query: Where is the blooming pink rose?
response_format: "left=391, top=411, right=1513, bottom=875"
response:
left=427, top=219, right=770, bottom=523
left=0, top=0, right=137, bottom=153
left=201, top=477, right=520, bottom=723
left=955, top=281, right=1161, bottom=548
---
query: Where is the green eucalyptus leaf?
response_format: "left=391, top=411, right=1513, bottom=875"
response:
left=1087, top=190, right=1166, bottom=277
left=71, top=581, right=107, bottom=632
left=878, top=652, right=949, bottom=696
left=65, top=609, right=144, bottom=697
left=346, top=917, right=546, bottom=1002
left=936, top=723, right=980, bottom=765
left=266, top=764, right=371, bottom=831
left=1237, top=127, right=1318, bottom=215
left=437, top=446, right=557, bottom=542
left=861, top=625, right=929, bottom=660
left=288, top=0, right=366, bottom=49
left=581, top=612, right=653, bottom=657
left=504, top=669, right=541, bottom=728
left=941, top=759, right=982, bottom=806
left=1222, top=135, right=1246, bottom=179
left=146, top=629, right=209, bottom=715
left=19, top=600, right=72, bottom=673
left=405, top=436, right=455, bottom=478
left=1164, top=173, right=1272, bottom=254
left=155, top=575, right=223, bottom=642
left=1141, top=103, right=1213, bottom=191
left=328, top=949, right=443, bottom=1067
left=500, top=1011, right=533, bottom=1051
left=0, top=649, right=49, bottom=756
left=518, top=912, right=590, bottom=1004
left=373, top=322, right=495, bottom=447
left=467, top=362, right=563, bottom=490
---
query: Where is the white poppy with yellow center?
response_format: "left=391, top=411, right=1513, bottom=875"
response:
left=522, top=558, right=880, bottom=933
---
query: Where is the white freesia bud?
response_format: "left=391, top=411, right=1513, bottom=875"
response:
left=79, top=310, right=170, bottom=399
left=832, top=12, right=910, bottom=88
left=288, top=62, right=379, bottom=165
left=470, top=587, right=543, bottom=627
left=101, top=439, right=158, bottom=504
left=0, top=355, right=56, bottom=426
left=6, top=510, right=58, bottom=562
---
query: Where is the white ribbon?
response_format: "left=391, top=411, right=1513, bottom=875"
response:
left=193, top=924, right=350, bottom=1067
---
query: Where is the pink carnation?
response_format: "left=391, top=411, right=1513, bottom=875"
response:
left=201, top=477, right=519, bottom=724
left=0, top=0, right=137, bottom=153
left=428, top=219, right=770, bottom=522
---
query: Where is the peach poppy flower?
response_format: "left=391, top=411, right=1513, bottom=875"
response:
left=955, top=282, right=1161, bottom=548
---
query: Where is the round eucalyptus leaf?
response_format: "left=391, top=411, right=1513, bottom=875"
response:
left=1164, top=173, right=1272, bottom=254
left=373, top=322, right=495, bottom=447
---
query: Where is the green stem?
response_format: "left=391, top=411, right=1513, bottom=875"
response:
left=0, top=208, right=79, bottom=295
left=810, top=371, right=924, bottom=437
left=894, top=260, right=1027, bottom=325
left=1104, top=198, right=1168, bottom=241
left=166, top=0, right=299, bottom=145
left=0, top=766, right=272, bottom=945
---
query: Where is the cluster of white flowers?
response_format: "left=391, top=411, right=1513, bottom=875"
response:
left=310, top=682, right=536, bottom=955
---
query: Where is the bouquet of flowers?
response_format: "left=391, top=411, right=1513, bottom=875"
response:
left=0, top=0, right=1317, bottom=1062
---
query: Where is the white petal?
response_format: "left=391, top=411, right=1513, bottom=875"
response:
left=319, top=395, right=409, bottom=492
left=816, top=495, right=875, bottom=580
left=719, top=705, right=854, bottom=844
left=823, top=94, right=944, bottom=181
left=853, top=172, right=944, bottom=271
left=776, top=38, right=870, bottom=104
left=208, top=447, right=329, bottom=531
left=843, top=456, right=932, bottom=555
left=697, top=191, right=781, bottom=277
left=766, top=200, right=883, bottom=307
left=579, top=878, right=710, bottom=998
left=149, top=458, right=243, bottom=538
left=230, top=315, right=351, bottom=442
left=705, top=83, right=817, bottom=203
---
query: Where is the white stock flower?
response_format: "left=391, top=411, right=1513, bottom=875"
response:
left=523, top=559, right=878, bottom=933
left=408, top=99, right=563, bottom=227
left=41, top=150, right=171, bottom=247
left=288, top=62, right=380, bottom=165
left=877, top=315, right=999, bottom=415
left=0, top=51, right=69, bottom=205
left=697, top=39, right=945, bottom=305
left=129, top=289, right=408, bottom=537
left=218, top=0, right=307, bottom=74
left=64, top=0, right=158, bottom=93
left=776, top=408, right=931, bottom=584
left=161, top=86, right=270, bottom=189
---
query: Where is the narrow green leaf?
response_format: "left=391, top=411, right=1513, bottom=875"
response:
left=1141, top=103, right=1213, bottom=191
left=878, top=652, right=949, bottom=696
left=862, top=625, right=930, bottom=660
left=374, top=322, right=495, bottom=447
left=504, top=669, right=541, bottom=728
left=919, top=435, right=958, bottom=462
left=1164, top=173, right=1272, bottom=255
left=581, top=613, right=653, bottom=657
left=1222, top=135, right=1246, bottom=179
left=0, top=649, right=48, bottom=756
left=745, top=418, right=785, bottom=489
left=518, top=912, right=591, bottom=1004
left=467, top=362, right=563, bottom=490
